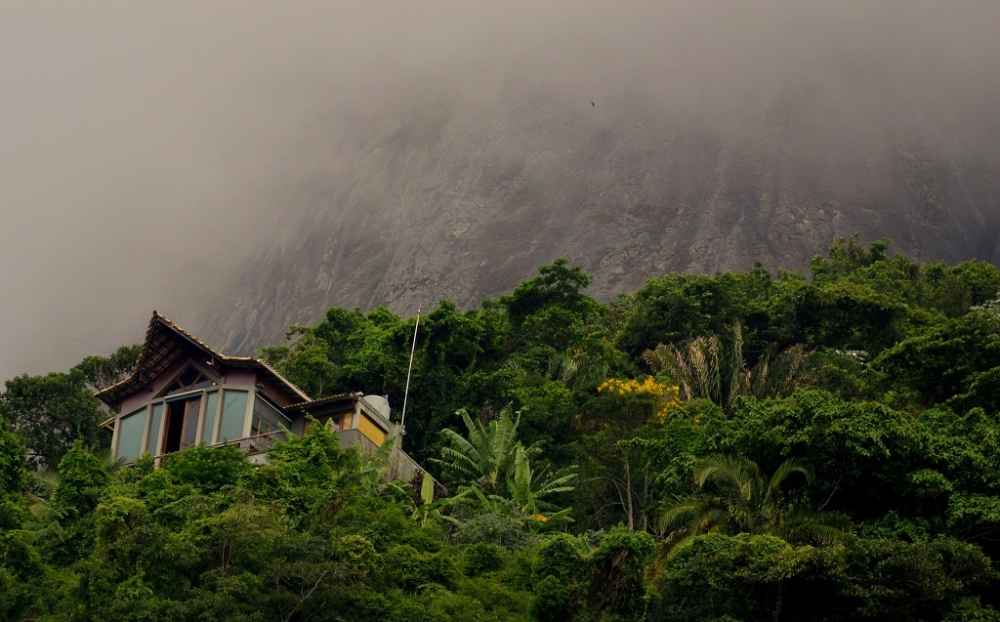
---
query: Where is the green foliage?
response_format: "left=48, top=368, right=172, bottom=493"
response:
left=434, top=401, right=578, bottom=538
left=452, top=511, right=534, bottom=550
left=463, top=542, right=505, bottom=576
left=52, top=443, right=110, bottom=518
left=618, top=271, right=758, bottom=359
left=654, top=532, right=999, bottom=621
left=530, top=528, right=655, bottom=622
left=587, top=527, right=657, bottom=621
left=715, top=391, right=918, bottom=523
left=643, top=323, right=810, bottom=408
left=508, top=444, right=577, bottom=527
left=161, top=443, right=250, bottom=493
left=501, top=257, right=595, bottom=330
left=434, top=405, right=526, bottom=493
left=241, top=418, right=363, bottom=528
left=410, top=472, right=467, bottom=528
left=655, top=533, right=825, bottom=621
left=658, top=454, right=846, bottom=548
left=0, top=529, right=46, bottom=620
left=0, top=370, right=108, bottom=470
left=8, top=245, right=1000, bottom=618
left=0, top=414, right=27, bottom=499
left=73, top=343, right=141, bottom=390
left=876, top=310, right=1000, bottom=407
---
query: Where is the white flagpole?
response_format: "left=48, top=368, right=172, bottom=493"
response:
left=399, top=307, right=420, bottom=438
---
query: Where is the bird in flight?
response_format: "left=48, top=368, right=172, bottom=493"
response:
left=591, top=101, right=595, bottom=107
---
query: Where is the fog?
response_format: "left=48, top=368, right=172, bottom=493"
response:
left=1, top=1, right=998, bottom=381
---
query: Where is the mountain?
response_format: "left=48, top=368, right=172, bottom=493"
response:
left=196, top=74, right=1000, bottom=354
left=190, top=6, right=1000, bottom=354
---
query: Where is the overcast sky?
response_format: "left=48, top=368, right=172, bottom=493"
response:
left=2, top=1, right=998, bottom=382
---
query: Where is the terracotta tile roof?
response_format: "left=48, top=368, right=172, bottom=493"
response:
left=95, top=311, right=311, bottom=410
left=285, top=392, right=358, bottom=410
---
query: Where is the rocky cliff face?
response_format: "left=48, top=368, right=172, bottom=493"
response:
left=196, top=78, right=1000, bottom=354
left=190, top=27, right=1000, bottom=354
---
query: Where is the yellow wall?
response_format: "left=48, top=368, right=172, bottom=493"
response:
left=357, top=413, right=386, bottom=447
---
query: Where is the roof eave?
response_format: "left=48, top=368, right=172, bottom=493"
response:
left=94, top=311, right=313, bottom=408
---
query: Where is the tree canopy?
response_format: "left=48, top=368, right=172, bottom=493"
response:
left=5, top=242, right=1000, bottom=620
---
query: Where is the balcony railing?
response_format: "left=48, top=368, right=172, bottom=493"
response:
left=194, top=428, right=427, bottom=484
left=243, top=430, right=285, bottom=454
left=209, top=429, right=378, bottom=455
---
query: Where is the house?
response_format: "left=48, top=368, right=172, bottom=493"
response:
left=97, top=312, right=421, bottom=480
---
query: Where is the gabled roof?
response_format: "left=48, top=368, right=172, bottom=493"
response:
left=95, top=311, right=310, bottom=410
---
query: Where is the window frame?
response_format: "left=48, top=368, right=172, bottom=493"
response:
left=250, top=392, right=292, bottom=438
left=116, top=406, right=149, bottom=464
left=217, top=389, right=251, bottom=445
left=115, top=362, right=226, bottom=460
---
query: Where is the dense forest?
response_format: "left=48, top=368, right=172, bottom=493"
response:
left=5, top=236, right=1000, bottom=621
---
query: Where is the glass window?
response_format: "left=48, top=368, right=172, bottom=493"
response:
left=180, top=396, right=201, bottom=450
left=313, top=414, right=343, bottom=432
left=163, top=394, right=203, bottom=455
left=117, top=408, right=148, bottom=463
left=164, top=367, right=215, bottom=396
left=202, top=392, right=219, bottom=445
left=146, top=404, right=163, bottom=455
left=218, top=390, right=248, bottom=442
left=251, top=396, right=288, bottom=437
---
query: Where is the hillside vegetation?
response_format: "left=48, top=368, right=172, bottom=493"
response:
left=5, top=237, right=1000, bottom=620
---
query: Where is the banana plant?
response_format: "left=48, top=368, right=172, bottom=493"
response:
left=507, top=445, right=577, bottom=529
left=432, top=405, right=535, bottom=494
left=410, top=473, right=469, bottom=528
left=356, top=434, right=403, bottom=496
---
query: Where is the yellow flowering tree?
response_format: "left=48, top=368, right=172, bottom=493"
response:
left=597, top=377, right=684, bottom=422
left=578, top=377, right=686, bottom=529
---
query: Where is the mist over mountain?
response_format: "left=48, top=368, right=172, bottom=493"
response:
left=196, top=1, right=1000, bottom=353
left=2, top=1, right=999, bottom=376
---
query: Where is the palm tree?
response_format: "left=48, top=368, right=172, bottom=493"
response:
left=432, top=405, right=527, bottom=494
left=643, top=323, right=809, bottom=408
left=657, top=454, right=846, bottom=547
left=548, top=351, right=609, bottom=391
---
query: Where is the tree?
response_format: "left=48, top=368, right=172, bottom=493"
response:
left=0, top=371, right=107, bottom=470
left=618, top=271, right=762, bottom=358
left=433, top=405, right=526, bottom=494
left=658, top=454, right=846, bottom=547
left=656, top=533, right=998, bottom=622
left=410, top=472, right=466, bottom=528
left=0, top=414, right=26, bottom=500
left=72, top=344, right=141, bottom=391
left=530, top=528, right=655, bottom=622
left=500, top=258, right=594, bottom=330
left=435, top=405, right=578, bottom=531
left=810, top=235, right=890, bottom=285
left=497, top=260, right=599, bottom=371
left=875, top=310, right=1000, bottom=407
left=506, top=444, right=576, bottom=527
left=586, top=527, right=656, bottom=622
left=643, top=323, right=809, bottom=408
left=240, top=418, right=362, bottom=531
left=52, top=444, right=111, bottom=519
left=160, top=443, right=250, bottom=494
left=259, top=332, right=340, bottom=399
